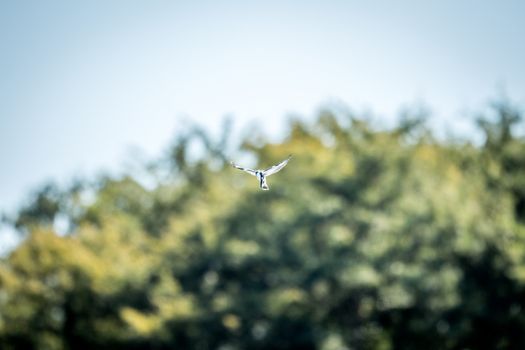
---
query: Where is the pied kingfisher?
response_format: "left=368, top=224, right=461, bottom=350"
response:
left=230, top=155, right=292, bottom=190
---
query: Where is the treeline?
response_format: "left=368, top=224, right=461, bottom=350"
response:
left=1, top=101, right=525, bottom=350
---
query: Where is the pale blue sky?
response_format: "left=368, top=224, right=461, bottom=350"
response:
left=1, top=1, right=525, bottom=252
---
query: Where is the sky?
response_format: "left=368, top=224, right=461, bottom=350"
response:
left=1, top=0, right=525, bottom=253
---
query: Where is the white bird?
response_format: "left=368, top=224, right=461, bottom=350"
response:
left=231, top=155, right=292, bottom=190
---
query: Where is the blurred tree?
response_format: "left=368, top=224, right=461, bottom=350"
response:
left=12, top=183, right=63, bottom=232
left=1, top=101, right=525, bottom=350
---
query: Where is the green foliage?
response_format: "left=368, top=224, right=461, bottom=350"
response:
left=2, top=102, right=525, bottom=349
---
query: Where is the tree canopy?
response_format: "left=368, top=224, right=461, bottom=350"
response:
left=2, top=102, right=525, bottom=350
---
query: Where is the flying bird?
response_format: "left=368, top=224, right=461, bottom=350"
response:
left=231, top=155, right=292, bottom=190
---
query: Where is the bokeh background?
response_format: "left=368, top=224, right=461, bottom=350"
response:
left=1, top=1, right=525, bottom=349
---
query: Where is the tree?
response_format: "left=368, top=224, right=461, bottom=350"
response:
left=2, top=102, right=525, bottom=349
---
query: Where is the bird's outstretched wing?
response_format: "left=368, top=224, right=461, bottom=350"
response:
left=230, top=161, right=257, bottom=176
left=263, top=155, right=292, bottom=176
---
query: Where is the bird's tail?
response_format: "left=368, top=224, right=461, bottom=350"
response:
left=260, top=177, right=269, bottom=190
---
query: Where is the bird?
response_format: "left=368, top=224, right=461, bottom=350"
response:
left=230, top=155, right=292, bottom=190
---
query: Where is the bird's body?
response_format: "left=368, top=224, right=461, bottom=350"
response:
left=231, top=155, right=292, bottom=190
left=255, top=171, right=269, bottom=190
